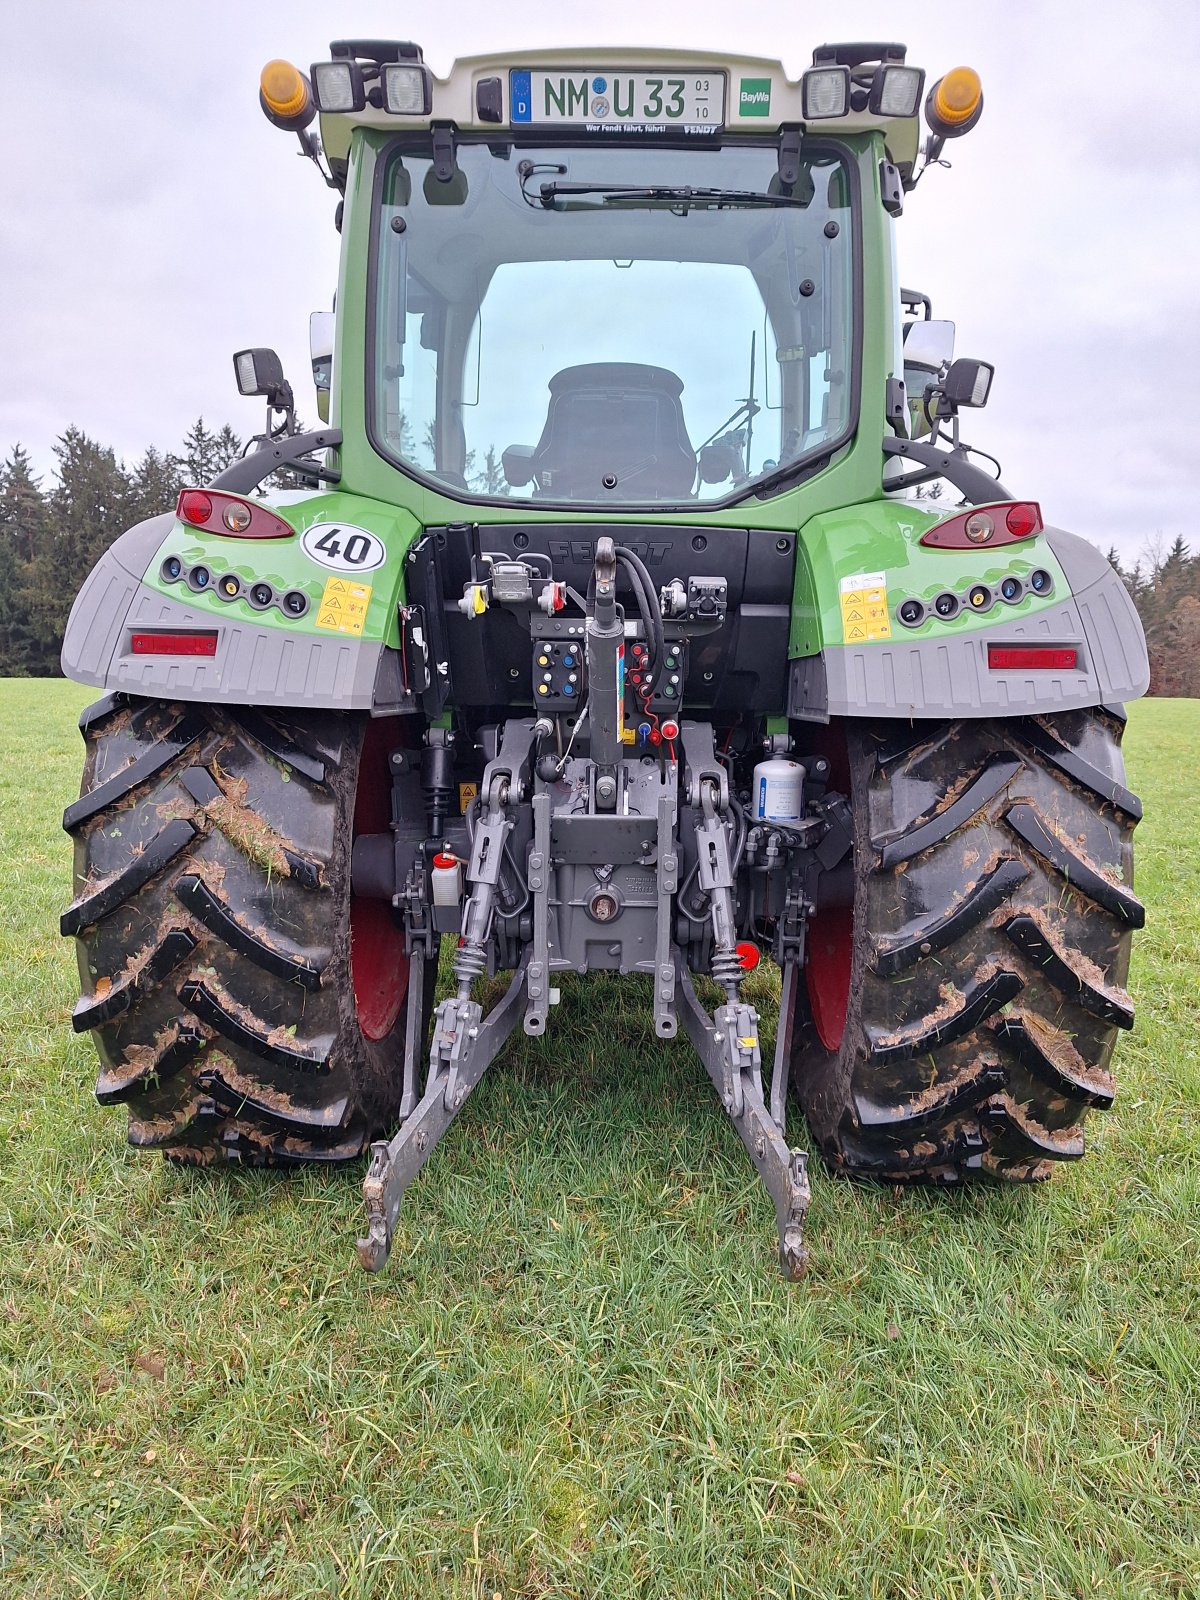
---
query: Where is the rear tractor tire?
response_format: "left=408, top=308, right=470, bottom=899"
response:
left=62, top=695, right=435, bottom=1165
left=791, top=708, right=1143, bottom=1183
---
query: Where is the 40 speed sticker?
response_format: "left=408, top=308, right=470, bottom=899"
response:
left=301, top=522, right=386, bottom=573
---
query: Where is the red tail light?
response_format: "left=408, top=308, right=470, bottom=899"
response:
left=987, top=645, right=1078, bottom=671
left=175, top=488, right=294, bottom=539
left=130, top=630, right=218, bottom=657
left=920, top=501, right=1043, bottom=549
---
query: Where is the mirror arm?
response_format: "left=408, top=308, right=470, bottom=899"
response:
left=210, top=429, right=343, bottom=494
left=882, top=436, right=1012, bottom=504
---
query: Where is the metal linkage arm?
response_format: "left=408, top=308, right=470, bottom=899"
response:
left=357, top=952, right=531, bottom=1272
left=675, top=951, right=811, bottom=1279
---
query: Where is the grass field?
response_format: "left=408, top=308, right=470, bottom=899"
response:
left=1, top=682, right=1197, bottom=1599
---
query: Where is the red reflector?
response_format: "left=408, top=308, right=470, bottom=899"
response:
left=178, top=490, right=213, bottom=525
left=130, top=631, right=218, bottom=657
left=735, top=941, right=761, bottom=971
left=987, top=645, right=1078, bottom=670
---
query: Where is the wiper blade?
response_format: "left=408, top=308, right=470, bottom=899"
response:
left=529, top=181, right=808, bottom=212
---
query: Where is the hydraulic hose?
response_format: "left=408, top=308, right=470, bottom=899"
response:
left=614, top=544, right=665, bottom=693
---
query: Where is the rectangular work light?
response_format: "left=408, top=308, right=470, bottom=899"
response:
left=801, top=66, right=849, bottom=119
left=870, top=64, right=925, bottom=118
left=311, top=59, right=366, bottom=113
left=382, top=63, right=432, bottom=115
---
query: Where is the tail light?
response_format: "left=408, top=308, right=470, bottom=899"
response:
left=920, top=501, right=1043, bottom=550
left=130, top=630, right=218, bottom=657
left=987, top=645, right=1078, bottom=671
left=176, top=488, right=294, bottom=539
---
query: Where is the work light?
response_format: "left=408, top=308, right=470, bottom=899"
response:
left=801, top=67, right=849, bottom=119
left=311, top=60, right=365, bottom=113
left=870, top=64, right=924, bottom=118
left=382, top=63, right=432, bottom=115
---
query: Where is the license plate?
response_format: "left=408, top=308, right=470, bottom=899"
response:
left=510, top=70, right=725, bottom=131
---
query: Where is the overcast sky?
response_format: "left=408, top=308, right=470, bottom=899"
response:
left=3, top=0, right=1196, bottom=562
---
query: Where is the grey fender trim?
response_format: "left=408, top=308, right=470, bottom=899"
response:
left=61, top=541, right=390, bottom=711
left=789, top=527, right=1149, bottom=721
left=60, top=515, right=174, bottom=685
left=1044, top=526, right=1151, bottom=703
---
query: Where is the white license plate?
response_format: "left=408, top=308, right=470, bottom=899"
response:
left=510, top=70, right=725, bottom=131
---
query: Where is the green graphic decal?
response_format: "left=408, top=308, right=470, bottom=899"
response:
left=739, top=77, right=771, bottom=117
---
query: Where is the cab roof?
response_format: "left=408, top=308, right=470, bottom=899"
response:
left=312, top=41, right=924, bottom=176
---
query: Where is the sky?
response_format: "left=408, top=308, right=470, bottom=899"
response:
left=2, top=0, right=1197, bottom=563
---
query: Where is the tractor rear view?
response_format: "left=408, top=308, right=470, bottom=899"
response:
left=59, top=41, right=1148, bottom=1275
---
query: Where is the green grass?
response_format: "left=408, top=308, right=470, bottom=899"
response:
left=1, top=683, right=1197, bottom=1600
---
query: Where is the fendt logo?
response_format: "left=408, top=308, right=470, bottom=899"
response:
left=739, top=78, right=771, bottom=116
left=546, top=539, right=673, bottom=566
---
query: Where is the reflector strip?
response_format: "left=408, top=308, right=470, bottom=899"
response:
left=130, top=631, right=218, bottom=657
left=987, top=646, right=1077, bottom=670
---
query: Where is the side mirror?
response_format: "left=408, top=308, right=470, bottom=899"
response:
left=903, top=320, right=957, bottom=438
left=902, top=317, right=955, bottom=374
left=941, top=357, right=994, bottom=410
left=309, top=313, right=334, bottom=424
left=502, top=444, right=536, bottom=488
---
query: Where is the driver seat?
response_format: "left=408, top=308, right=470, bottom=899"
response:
left=529, top=363, right=697, bottom=498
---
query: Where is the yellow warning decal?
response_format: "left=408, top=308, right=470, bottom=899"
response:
left=839, top=569, right=892, bottom=643
left=315, top=576, right=372, bottom=636
left=458, top=781, right=478, bottom=814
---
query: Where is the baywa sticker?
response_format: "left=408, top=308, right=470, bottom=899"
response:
left=739, top=77, right=771, bottom=117
left=301, top=522, right=386, bottom=573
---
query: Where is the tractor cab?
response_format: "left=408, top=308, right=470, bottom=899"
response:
left=258, top=41, right=985, bottom=515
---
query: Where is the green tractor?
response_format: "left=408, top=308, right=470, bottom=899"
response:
left=60, top=41, right=1148, bottom=1277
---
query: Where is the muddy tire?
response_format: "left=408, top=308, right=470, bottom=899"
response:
left=62, top=694, right=435, bottom=1165
left=791, top=708, right=1143, bottom=1182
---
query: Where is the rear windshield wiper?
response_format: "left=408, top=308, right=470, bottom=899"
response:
left=524, top=177, right=809, bottom=213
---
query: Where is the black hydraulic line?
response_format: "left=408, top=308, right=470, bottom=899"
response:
left=615, top=545, right=665, bottom=692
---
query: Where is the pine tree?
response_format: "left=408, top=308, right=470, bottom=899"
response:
left=0, top=446, right=50, bottom=672
left=126, top=445, right=184, bottom=526
left=471, top=444, right=508, bottom=496
left=0, top=445, right=49, bottom=565
left=19, top=429, right=131, bottom=675
left=180, top=418, right=242, bottom=485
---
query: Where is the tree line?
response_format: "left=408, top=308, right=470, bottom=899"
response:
left=0, top=422, right=1197, bottom=696
left=1107, top=539, right=1200, bottom=698
left=0, top=422, right=241, bottom=676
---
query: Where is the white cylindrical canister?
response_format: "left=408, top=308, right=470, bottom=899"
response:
left=430, top=852, right=464, bottom=932
left=752, top=759, right=805, bottom=822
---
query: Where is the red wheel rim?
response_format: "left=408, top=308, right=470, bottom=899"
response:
left=805, top=906, right=853, bottom=1051
left=350, top=721, right=410, bottom=1042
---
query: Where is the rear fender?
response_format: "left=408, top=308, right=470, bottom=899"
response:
left=788, top=500, right=1149, bottom=721
left=60, top=493, right=422, bottom=712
